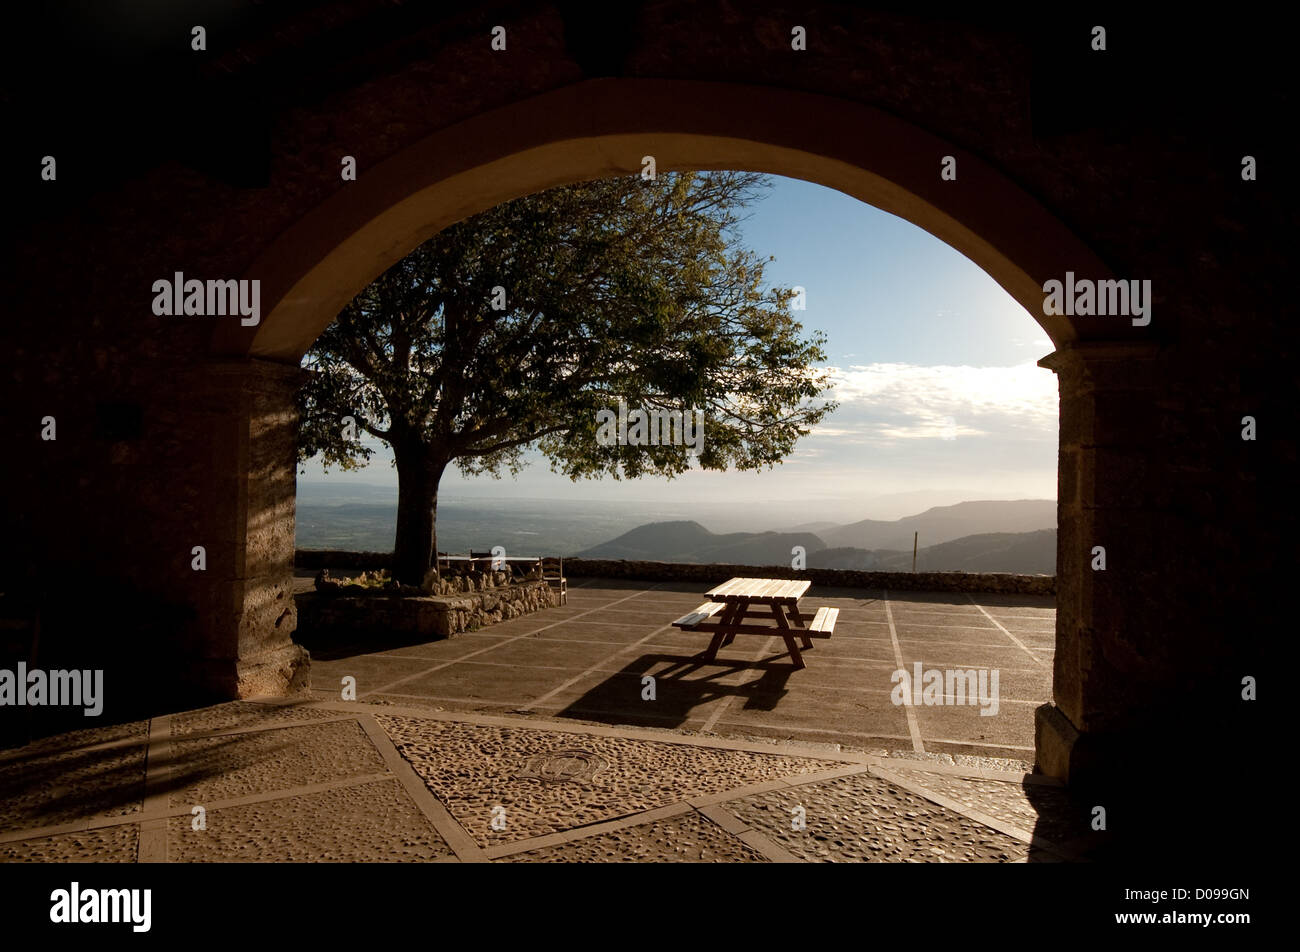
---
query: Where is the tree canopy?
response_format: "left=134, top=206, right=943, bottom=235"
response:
left=297, top=170, right=837, bottom=584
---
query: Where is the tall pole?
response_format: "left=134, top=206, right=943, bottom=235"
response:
left=912, top=531, right=918, bottom=573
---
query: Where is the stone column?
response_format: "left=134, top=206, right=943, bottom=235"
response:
left=1036, top=340, right=1258, bottom=785
left=1034, top=339, right=1271, bottom=860
left=179, top=359, right=311, bottom=698
left=1040, top=341, right=1159, bottom=782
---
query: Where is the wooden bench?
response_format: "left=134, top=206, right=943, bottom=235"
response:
left=807, top=606, right=839, bottom=637
left=672, top=602, right=726, bottom=629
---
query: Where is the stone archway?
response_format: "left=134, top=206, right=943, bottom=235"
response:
left=215, top=79, right=1113, bottom=361
left=6, top=8, right=1276, bottom=828
left=212, top=78, right=1145, bottom=787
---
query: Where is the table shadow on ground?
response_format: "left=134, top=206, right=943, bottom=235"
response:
left=551, top=652, right=802, bottom=729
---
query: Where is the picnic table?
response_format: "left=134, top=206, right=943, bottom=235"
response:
left=671, top=576, right=838, bottom=669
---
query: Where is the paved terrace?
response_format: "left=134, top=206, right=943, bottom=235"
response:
left=299, top=577, right=1056, bottom=761
left=1, top=579, right=1085, bottom=863
left=0, top=698, right=1098, bottom=863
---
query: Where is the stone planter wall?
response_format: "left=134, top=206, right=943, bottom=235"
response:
left=296, top=579, right=554, bottom=641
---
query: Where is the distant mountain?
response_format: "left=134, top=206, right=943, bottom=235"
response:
left=577, top=521, right=827, bottom=565
left=807, top=546, right=908, bottom=570
left=577, top=516, right=1056, bottom=575
left=785, top=521, right=841, bottom=533
left=808, top=529, right=1056, bottom=575
left=816, top=500, right=1056, bottom=551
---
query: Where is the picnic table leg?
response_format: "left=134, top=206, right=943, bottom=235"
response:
left=721, top=598, right=748, bottom=648
left=781, top=633, right=806, bottom=669
left=783, top=603, right=814, bottom=649
left=721, top=598, right=745, bottom=648
left=701, top=600, right=743, bottom=661
left=768, top=602, right=806, bottom=668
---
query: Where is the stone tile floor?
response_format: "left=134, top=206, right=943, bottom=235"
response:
left=302, top=579, right=1055, bottom=760
left=0, top=579, right=1072, bottom=863
left=0, top=697, right=1094, bottom=863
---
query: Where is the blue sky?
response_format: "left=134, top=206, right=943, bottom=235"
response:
left=300, top=175, right=1059, bottom=524
left=739, top=178, right=1053, bottom=367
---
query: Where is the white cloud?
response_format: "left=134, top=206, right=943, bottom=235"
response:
left=1011, top=335, right=1054, bottom=349
left=817, top=361, right=1058, bottom=442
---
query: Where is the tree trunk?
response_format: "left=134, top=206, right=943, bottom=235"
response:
left=392, top=448, right=448, bottom=588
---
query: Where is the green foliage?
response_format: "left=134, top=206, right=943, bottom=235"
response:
left=298, top=170, right=837, bottom=483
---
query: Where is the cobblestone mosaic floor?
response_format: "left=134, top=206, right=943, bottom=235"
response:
left=0, top=696, right=1094, bottom=863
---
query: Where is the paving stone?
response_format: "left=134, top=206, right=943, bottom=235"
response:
left=951, top=754, right=1034, bottom=772
left=166, top=720, right=386, bottom=808
left=365, top=693, right=501, bottom=712
left=798, top=640, right=898, bottom=663
left=717, top=689, right=913, bottom=739
left=0, top=824, right=139, bottom=862
left=167, top=778, right=453, bottom=862
left=0, top=732, right=148, bottom=834
left=373, top=633, right=515, bottom=660
left=0, top=718, right=149, bottom=756
left=393, top=663, right=579, bottom=703
left=498, top=811, right=767, bottom=863
left=540, top=623, right=667, bottom=643
left=461, top=637, right=625, bottom=671
left=895, top=643, right=1045, bottom=670
left=378, top=715, right=840, bottom=846
left=170, top=700, right=339, bottom=736
left=541, top=669, right=733, bottom=727
left=883, top=766, right=1091, bottom=846
left=763, top=660, right=900, bottom=696
left=724, top=771, right=1028, bottom=862
left=910, top=702, right=1038, bottom=751
left=309, top=655, right=438, bottom=696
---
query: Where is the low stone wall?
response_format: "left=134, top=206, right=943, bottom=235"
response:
left=293, top=550, right=1055, bottom=597
left=561, top=558, right=1056, bottom=596
left=313, top=568, right=525, bottom=598
left=296, top=579, right=555, bottom=640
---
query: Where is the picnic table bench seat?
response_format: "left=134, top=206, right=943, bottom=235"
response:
left=807, top=606, right=839, bottom=636
left=672, top=601, right=727, bottom=629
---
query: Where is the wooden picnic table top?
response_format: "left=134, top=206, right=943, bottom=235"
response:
left=705, top=577, right=811, bottom=604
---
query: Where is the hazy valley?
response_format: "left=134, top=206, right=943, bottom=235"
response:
left=296, top=487, right=1056, bottom=574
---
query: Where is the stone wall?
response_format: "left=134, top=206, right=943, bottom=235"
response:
left=297, top=579, right=554, bottom=641
left=297, top=552, right=545, bottom=596
left=562, top=559, right=1055, bottom=596
left=297, top=551, right=1054, bottom=596
left=313, top=566, right=525, bottom=598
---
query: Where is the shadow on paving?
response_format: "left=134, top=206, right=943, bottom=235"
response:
left=551, top=652, right=799, bottom=729
left=296, top=623, right=464, bottom=662
left=0, top=696, right=329, bottom=835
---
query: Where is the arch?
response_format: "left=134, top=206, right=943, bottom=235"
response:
left=214, top=78, right=1111, bottom=361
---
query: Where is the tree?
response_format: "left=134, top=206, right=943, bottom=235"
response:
left=297, top=171, right=837, bottom=586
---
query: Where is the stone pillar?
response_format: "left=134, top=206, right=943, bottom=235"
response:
left=1036, top=341, right=1165, bottom=782
left=1035, top=340, right=1269, bottom=860
left=1036, top=341, right=1258, bottom=784
left=179, top=359, right=311, bottom=698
